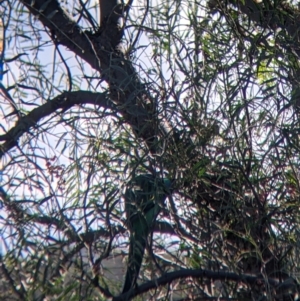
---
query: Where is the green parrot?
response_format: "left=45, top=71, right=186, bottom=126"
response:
left=122, top=174, right=172, bottom=294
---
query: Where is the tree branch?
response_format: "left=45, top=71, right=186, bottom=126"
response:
left=0, top=91, right=114, bottom=158
left=18, top=0, right=175, bottom=154
left=113, top=268, right=281, bottom=301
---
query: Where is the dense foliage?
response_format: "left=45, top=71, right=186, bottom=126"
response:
left=1, top=0, right=300, bottom=300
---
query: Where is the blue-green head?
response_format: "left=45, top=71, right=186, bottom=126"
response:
left=130, top=174, right=172, bottom=195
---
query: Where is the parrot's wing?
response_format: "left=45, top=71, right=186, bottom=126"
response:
left=122, top=174, right=171, bottom=294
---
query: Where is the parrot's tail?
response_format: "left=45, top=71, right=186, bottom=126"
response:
left=122, top=231, right=147, bottom=294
